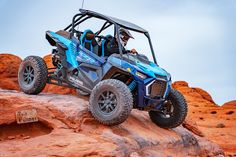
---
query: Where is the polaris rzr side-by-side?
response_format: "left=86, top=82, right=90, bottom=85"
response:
left=18, top=9, right=187, bottom=128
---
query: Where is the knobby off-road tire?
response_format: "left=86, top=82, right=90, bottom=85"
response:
left=18, top=56, right=48, bottom=95
left=149, top=89, right=188, bottom=128
left=89, top=79, right=133, bottom=125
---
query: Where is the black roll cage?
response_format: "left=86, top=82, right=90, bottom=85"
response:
left=64, top=9, right=157, bottom=64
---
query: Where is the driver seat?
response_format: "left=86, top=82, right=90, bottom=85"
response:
left=80, top=29, right=99, bottom=55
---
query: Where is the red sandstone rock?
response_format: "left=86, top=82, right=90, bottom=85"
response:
left=182, top=120, right=204, bottom=137
left=0, top=54, right=22, bottom=90
left=222, top=100, right=236, bottom=109
left=172, top=81, right=189, bottom=88
left=192, top=87, right=215, bottom=103
left=0, top=54, right=235, bottom=156
left=173, top=81, right=236, bottom=156
left=0, top=89, right=224, bottom=157
left=43, top=54, right=54, bottom=69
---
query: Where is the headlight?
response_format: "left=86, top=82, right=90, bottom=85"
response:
left=136, top=71, right=147, bottom=79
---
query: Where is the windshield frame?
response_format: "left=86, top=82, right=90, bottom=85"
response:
left=115, top=25, right=157, bottom=64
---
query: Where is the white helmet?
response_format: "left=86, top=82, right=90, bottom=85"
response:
left=119, top=28, right=134, bottom=46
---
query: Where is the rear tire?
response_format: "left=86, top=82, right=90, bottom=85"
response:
left=149, top=89, right=188, bottom=128
left=18, top=56, right=48, bottom=95
left=89, top=79, right=133, bottom=125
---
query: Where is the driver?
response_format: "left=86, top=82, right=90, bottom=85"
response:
left=119, top=28, right=133, bottom=47
left=105, top=28, right=137, bottom=55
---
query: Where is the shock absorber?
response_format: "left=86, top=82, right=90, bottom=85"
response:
left=128, top=80, right=137, bottom=91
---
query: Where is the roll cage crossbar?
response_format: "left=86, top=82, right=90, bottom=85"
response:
left=64, top=9, right=157, bottom=64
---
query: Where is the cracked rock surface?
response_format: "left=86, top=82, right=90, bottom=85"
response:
left=0, top=89, right=224, bottom=157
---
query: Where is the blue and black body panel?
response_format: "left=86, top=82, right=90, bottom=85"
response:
left=46, top=31, right=79, bottom=69
left=46, top=30, right=172, bottom=110
left=103, top=54, right=172, bottom=109
left=46, top=31, right=105, bottom=92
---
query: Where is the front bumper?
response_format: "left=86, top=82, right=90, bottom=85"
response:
left=135, top=77, right=172, bottom=109
left=146, top=79, right=168, bottom=98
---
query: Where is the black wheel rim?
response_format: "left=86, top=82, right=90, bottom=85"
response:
left=160, top=100, right=174, bottom=118
left=98, top=91, right=117, bottom=114
left=23, top=66, right=35, bottom=85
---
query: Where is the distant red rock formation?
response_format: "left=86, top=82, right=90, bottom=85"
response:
left=173, top=81, right=236, bottom=155
left=223, top=100, right=236, bottom=108
left=0, top=54, right=22, bottom=90
left=172, top=81, right=215, bottom=104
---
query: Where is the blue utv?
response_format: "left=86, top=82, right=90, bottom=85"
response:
left=18, top=9, right=187, bottom=128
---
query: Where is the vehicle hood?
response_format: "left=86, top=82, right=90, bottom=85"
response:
left=108, top=55, right=170, bottom=80
left=135, top=61, right=170, bottom=79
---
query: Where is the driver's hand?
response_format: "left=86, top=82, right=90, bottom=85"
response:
left=131, top=48, right=138, bottom=54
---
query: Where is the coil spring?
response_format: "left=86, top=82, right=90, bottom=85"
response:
left=128, top=80, right=137, bottom=91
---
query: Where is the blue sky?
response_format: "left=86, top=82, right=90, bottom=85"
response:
left=0, top=0, right=235, bottom=105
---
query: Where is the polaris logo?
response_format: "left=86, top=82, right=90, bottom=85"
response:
left=68, top=75, right=84, bottom=86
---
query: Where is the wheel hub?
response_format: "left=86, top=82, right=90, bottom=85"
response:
left=23, top=66, right=34, bottom=85
left=160, top=100, right=174, bottom=118
left=98, top=91, right=117, bottom=114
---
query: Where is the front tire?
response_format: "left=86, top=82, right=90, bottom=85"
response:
left=149, top=89, right=188, bottom=128
left=18, top=56, right=48, bottom=95
left=89, top=79, right=133, bottom=125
